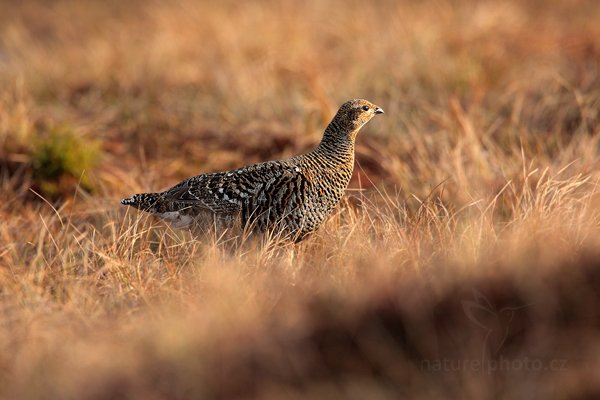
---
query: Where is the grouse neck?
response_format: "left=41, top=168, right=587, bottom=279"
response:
left=318, top=124, right=357, bottom=157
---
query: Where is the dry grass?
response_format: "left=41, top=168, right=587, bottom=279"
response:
left=1, top=0, right=600, bottom=398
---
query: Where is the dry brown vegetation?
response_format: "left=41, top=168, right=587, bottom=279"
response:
left=1, top=0, right=600, bottom=398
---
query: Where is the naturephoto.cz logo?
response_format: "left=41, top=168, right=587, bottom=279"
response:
left=421, top=289, right=568, bottom=373
left=421, top=356, right=568, bottom=373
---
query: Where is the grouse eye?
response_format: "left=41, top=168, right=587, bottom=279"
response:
left=362, top=105, right=370, bottom=111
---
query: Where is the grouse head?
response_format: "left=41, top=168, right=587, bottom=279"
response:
left=325, top=99, right=384, bottom=142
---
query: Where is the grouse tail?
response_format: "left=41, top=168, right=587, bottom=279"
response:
left=120, top=193, right=161, bottom=212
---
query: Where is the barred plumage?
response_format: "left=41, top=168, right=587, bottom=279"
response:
left=121, top=99, right=384, bottom=241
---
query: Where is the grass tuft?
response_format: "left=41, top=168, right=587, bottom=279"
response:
left=30, top=124, right=100, bottom=198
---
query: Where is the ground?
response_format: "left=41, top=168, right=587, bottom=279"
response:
left=0, top=1, right=599, bottom=399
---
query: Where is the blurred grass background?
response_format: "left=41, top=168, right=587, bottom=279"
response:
left=0, top=0, right=599, bottom=399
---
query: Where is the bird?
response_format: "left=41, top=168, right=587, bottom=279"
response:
left=121, top=99, right=384, bottom=242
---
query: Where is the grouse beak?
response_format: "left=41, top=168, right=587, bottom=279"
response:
left=374, top=107, right=384, bottom=114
